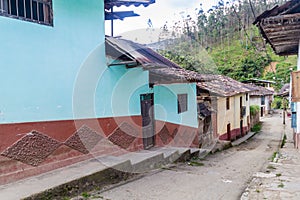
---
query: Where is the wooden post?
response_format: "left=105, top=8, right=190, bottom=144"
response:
left=111, top=7, right=114, bottom=37
left=283, top=98, right=286, bottom=125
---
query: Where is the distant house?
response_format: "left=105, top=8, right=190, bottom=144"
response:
left=278, top=83, right=290, bottom=98
left=245, top=84, right=274, bottom=117
left=197, top=75, right=253, bottom=141
left=242, top=79, right=275, bottom=91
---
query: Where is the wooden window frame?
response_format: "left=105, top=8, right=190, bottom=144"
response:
left=0, top=0, right=53, bottom=26
left=177, top=93, right=188, bottom=114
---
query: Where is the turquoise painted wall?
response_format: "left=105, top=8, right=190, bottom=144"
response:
left=154, top=83, right=198, bottom=128
left=95, top=66, right=151, bottom=117
left=0, top=0, right=105, bottom=123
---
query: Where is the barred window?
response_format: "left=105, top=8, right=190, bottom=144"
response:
left=0, top=0, right=53, bottom=26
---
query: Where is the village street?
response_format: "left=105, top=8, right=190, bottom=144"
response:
left=87, top=112, right=285, bottom=200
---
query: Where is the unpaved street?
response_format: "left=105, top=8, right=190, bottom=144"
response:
left=96, top=112, right=284, bottom=200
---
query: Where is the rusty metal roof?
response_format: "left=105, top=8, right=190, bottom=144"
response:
left=105, top=36, right=216, bottom=84
left=105, top=0, right=155, bottom=10
left=254, top=0, right=300, bottom=56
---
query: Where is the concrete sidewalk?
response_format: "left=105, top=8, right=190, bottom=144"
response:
left=232, top=131, right=257, bottom=146
left=0, top=129, right=258, bottom=200
left=0, top=147, right=201, bottom=200
left=241, top=118, right=300, bottom=200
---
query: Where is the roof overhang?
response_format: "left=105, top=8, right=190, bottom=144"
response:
left=258, top=13, right=300, bottom=55
left=105, top=0, right=155, bottom=10
left=105, top=11, right=140, bottom=20
left=254, top=0, right=300, bottom=56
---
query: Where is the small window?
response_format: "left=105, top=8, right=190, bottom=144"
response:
left=0, top=0, right=53, bottom=26
left=246, top=93, right=248, bottom=101
left=261, top=96, right=265, bottom=105
left=178, top=94, right=188, bottom=114
left=226, top=97, right=230, bottom=110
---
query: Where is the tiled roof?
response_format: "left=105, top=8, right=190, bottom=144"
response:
left=244, top=84, right=274, bottom=96
left=278, top=83, right=290, bottom=96
left=197, top=75, right=255, bottom=97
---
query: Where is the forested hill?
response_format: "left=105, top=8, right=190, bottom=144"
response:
left=156, top=0, right=297, bottom=91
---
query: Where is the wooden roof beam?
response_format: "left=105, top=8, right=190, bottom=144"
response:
left=264, top=29, right=300, bottom=37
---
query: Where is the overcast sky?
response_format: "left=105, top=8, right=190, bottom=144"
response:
left=105, top=0, right=219, bottom=42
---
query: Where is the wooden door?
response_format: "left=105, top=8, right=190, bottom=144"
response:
left=227, top=123, right=231, bottom=141
left=140, top=94, right=155, bottom=149
left=240, top=120, right=244, bottom=137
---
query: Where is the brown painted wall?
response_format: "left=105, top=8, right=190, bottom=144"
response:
left=155, top=121, right=198, bottom=148
left=0, top=116, right=143, bottom=185
left=219, top=126, right=249, bottom=141
left=0, top=116, right=200, bottom=185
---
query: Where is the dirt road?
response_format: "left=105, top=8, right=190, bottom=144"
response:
left=93, top=112, right=284, bottom=200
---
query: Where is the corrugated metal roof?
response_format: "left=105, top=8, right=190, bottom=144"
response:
left=105, top=11, right=139, bottom=20
left=105, top=0, right=155, bottom=10
left=242, top=78, right=276, bottom=84
left=105, top=36, right=216, bottom=84
left=254, top=0, right=300, bottom=56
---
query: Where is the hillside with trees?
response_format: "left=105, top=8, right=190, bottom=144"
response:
left=156, top=0, right=297, bottom=91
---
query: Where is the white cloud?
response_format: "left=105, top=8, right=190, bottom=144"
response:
left=106, top=0, right=217, bottom=38
left=163, top=0, right=200, bottom=9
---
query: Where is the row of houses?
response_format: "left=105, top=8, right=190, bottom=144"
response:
left=0, top=0, right=274, bottom=185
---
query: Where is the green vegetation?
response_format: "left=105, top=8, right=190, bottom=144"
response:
left=157, top=0, right=296, bottom=90
left=281, top=134, right=287, bottom=148
left=188, top=161, right=204, bottom=167
left=251, top=123, right=262, bottom=133
left=81, top=192, right=91, bottom=199
left=278, top=182, right=285, bottom=188
left=267, top=165, right=276, bottom=170
left=250, top=105, right=260, bottom=116
left=271, top=151, right=279, bottom=163
left=276, top=173, right=282, bottom=177
left=187, top=157, right=205, bottom=167
left=272, top=97, right=283, bottom=109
